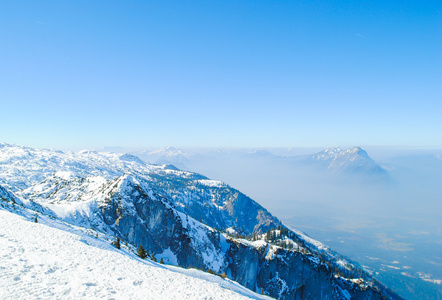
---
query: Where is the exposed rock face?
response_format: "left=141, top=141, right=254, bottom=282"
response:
left=96, top=176, right=227, bottom=271
left=153, top=179, right=281, bottom=234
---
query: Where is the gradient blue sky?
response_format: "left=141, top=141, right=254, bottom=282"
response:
left=1, top=0, right=441, bottom=150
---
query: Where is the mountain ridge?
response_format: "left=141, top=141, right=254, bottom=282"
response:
left=0, top=143, right=402, bottom=299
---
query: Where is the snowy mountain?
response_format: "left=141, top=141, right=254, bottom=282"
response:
left=308, top=146, right=388, bottom=178
left=0, top=143, right=279, bottom=235
left=0, top=143, right=401, bottom=299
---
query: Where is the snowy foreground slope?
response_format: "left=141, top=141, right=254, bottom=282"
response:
left=0, top=143, right=402, bottom=299
left=0, top=205, right=268, bottom=300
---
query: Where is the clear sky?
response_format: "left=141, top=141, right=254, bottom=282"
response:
left=1, top=0, right=441, bottom=150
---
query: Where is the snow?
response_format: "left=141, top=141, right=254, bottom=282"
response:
left=0, top=208, right=269, bottom=300
left=226, top=227, right=237, bottom=235
left=251, top=240, right=267, bottom=248
left=0, top=143, right=161, bottom=193
left=157, top=248, right=178, bottom=265
left=197, top=179, right=226, bottom=188
left=286, top=225, right=329, bottom=251
left=54, top=171, right=75, bottom=180
left=185, top=217, right=226, bottom=273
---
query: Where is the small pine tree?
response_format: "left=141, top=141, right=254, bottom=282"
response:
left=34, top=216, right=38, bottom=223
left=160, top=257, right=164, bottom=264
left=112, top=237, right=121, bottom=249
left=137, top=244, right=147, bottom=259
left=151, top=253, right=157, bottom=262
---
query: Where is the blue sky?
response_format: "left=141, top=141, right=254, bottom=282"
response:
left=1, top=0, right=441, bottom=150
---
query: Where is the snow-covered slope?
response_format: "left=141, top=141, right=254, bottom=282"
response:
left=0, top=202, right=268, bottom=300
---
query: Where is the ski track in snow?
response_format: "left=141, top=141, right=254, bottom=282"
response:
left=0, top=209, right=268, bottom=300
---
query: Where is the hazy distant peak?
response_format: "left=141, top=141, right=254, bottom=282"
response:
left=346, top=146, right=367, bottom=156
left=315, top=146, right=368, bottom=160
left=310, top=146, right=387, bottom=177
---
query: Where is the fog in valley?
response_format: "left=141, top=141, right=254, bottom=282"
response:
left=127, top=146, right=441, bottom=300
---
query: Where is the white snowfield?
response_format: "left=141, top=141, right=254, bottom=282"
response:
left=0, top=209, right=269, bottom=300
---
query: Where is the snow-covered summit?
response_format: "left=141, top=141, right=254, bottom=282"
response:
left=310, top=146, right=387, bottom=176
left=313, top=146, right=368, bottom=162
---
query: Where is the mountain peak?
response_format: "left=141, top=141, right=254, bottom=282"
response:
left=315, top=146, right=367, bottom=160
left=310, top=146, right=387, bottom=176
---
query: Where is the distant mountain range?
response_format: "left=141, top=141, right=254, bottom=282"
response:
left=133, top=145, right=390, bottom=181
left=0, top=143, right=401, bottom=299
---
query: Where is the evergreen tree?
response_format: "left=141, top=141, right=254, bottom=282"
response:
left=265, top=228, right=272, bottom=241
left=151, top=253, right=157, bottom=262
left=137, top=244, right=147, bottom=259
left=160, top=257, right=164, bottom=264
left=34, top=216, right=38, bottom=223
left=112, top=237, right=121, bottom=249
